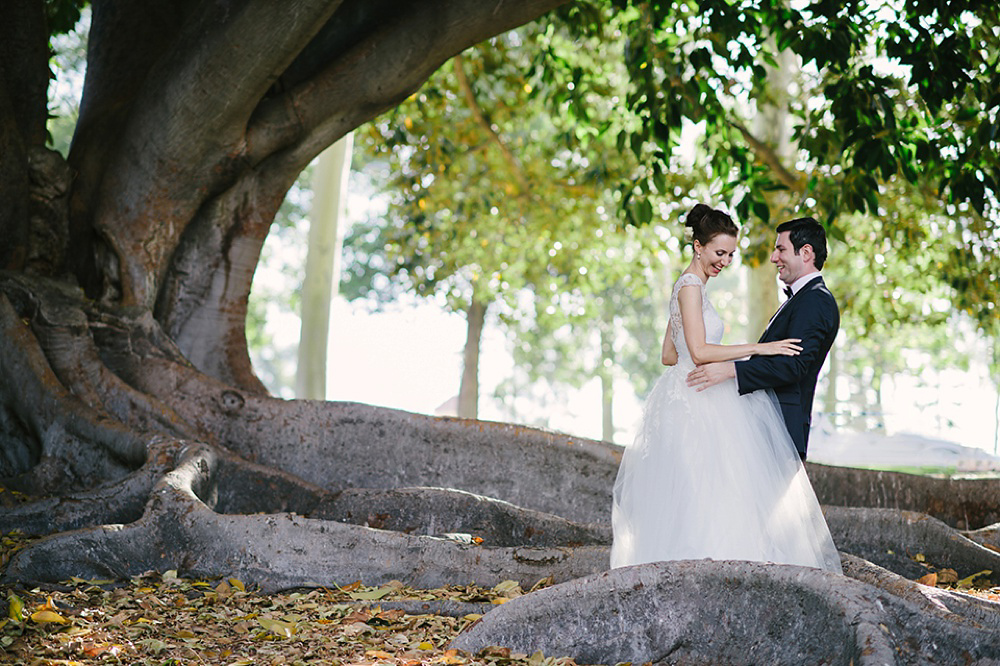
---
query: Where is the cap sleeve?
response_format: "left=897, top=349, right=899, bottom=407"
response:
left=675, top=273, right=704, bottom=291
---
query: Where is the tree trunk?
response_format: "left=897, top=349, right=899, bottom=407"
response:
left=745, top=43, right=795, bottom=335
left=823, top=340, right=839, bottom=426
left=296, top=133, right=354, bottom=400
left=458, top=299, right=487, bottom=419
left=746, top=261, right=779, bottom=340
left=600, top=324, right=615, bottom=442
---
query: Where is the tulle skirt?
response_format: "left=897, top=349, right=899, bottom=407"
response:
left=610, top=362, right=842, bottom=573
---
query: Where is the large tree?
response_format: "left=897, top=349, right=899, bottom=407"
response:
left=2, top=2, right=1000, bottom=664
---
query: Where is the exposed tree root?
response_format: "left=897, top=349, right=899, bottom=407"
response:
left=809, top=463, right=1000, bottom=530
left=966, top=522, right=1000, bottom=552
left=310, top=486, right=610, bottom=547
left=450, top=559, right=1000, bottom=665
left=842, top=554, right=1000, bottom=633
left=0, top=289, right=140, bottom=491
left=825, top=506, right=1000, bottom=585
left=0, top=437, right=183, bottom=536
left=1, top=440, right=609, bottom=593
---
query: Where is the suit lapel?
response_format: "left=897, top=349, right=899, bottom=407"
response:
left=761, top=276, right=823, bottom=339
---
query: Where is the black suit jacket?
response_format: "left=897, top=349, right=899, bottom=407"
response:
left=734, top=276, right=839, bottom=458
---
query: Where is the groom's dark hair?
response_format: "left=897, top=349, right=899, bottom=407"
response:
left=777, top=217, right=828, bottom=269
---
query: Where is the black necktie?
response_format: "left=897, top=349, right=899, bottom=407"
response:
left=783, top=286, right=793, bottom=299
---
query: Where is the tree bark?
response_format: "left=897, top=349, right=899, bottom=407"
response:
left=297, top=133, right=354, bottom=399
left=599, top=324, right=615, bottom=442
left=451, top=557, right=1000, bottom=665
left=458, top=299, right=487, bottom=419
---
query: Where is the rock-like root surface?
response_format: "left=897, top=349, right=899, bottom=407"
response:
left=825, top=505, right=1000, bottom=585
left=0, top=437, right=184, bottom=536
left=311, top=486, right=610, bottom=547
left=842, top=554, right=1000, bottom=633
left=810, top=463, right=1000, bottom=530
left=450, top=559, right=1000, bottom=665
left=1, top=440, right=610, bottom=593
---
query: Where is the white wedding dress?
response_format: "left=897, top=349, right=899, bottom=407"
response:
left=610, top=272, right=842, bottom=573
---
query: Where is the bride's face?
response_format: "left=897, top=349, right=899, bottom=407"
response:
left=696, top=233, right=737, bottom=278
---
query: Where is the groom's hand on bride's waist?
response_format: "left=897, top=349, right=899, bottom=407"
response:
left=686, top=362, right=736, bottom=391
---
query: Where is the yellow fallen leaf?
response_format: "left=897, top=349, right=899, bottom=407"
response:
left=492, top=580, right=521, bottom=595
left=490, top=597, right=510, bottom=605
left=956, top=570, right=992, bottom=589
left=417, top=642, right=434, bottom=650
left=348, top=586, right=394, bottom=601
left=257, top=617, right=296, bottom=637
left=7, top=594, right=24, bottom=623
left=229, top=577, right=246, bottom=591
left=31, top=610, right=69, bottom=624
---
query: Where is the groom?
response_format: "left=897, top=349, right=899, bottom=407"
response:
left=686, top=217, right=839, bottom=460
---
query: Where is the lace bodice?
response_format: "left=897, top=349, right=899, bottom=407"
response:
left=669, top=273, right=724, bottom=365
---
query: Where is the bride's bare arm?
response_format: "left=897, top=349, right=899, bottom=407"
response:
left=678, top=285, right=801, bottom=365
left=661, top=321, right=678, bottom=366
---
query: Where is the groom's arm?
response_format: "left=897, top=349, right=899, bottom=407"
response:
left=733, top=294, right=837, bottom=395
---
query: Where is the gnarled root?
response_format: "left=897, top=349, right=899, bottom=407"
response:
left=450, top=559, right=1000, bottom=665
left=825, top=505, right=1000, bottom=585
left=2, top=440, right=609, bottom=593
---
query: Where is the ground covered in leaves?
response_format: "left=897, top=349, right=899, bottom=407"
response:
left=3, top=530, right=999, bottom=666
left=1, top=534, right=573, bottom=666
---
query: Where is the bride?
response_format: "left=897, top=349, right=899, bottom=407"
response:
left=610, top=203, right=841, bottom=573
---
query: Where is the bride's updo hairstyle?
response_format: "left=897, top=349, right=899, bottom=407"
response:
left=685, top=203, right=738, bottom=246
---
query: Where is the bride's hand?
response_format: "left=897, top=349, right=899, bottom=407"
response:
left=756, top=338, right=802, bottom=356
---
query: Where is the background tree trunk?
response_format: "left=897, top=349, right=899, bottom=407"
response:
left=458, top=299, right=487, bottom=419
left=297, top=133, right=354, bottom=399
left=600, top=324, right=615, bottom=442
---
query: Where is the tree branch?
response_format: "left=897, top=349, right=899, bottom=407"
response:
left=729, top=119, right=804, bottom=190
left=453, top=53, right=532, bottom=196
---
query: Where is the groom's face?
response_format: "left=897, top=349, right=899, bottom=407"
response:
left=771, top=231, right=809, bottom=284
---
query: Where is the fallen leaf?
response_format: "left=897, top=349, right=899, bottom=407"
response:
left=30, top=610, right=69, bottom=624
left=341, top=609, right=372, bottom=624
left=7, top=593, right=24, bottom=623
left=937, top=569, right=959, bottom=584
left=492, top=580, right=522, bottom=596
left=435, top=648, right=467, bottom=664
left=956, top=570, right=992, bottom=589
left=257, top=617, right=297, bottom=637
left=349, top=586, right=394, bottom=601
left=916, top=573, right=938, bottom=586
left=366, top=649, right=395, bottom=659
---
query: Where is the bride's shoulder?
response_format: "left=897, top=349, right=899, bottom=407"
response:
left=673, top=272, right=704, bottom=290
